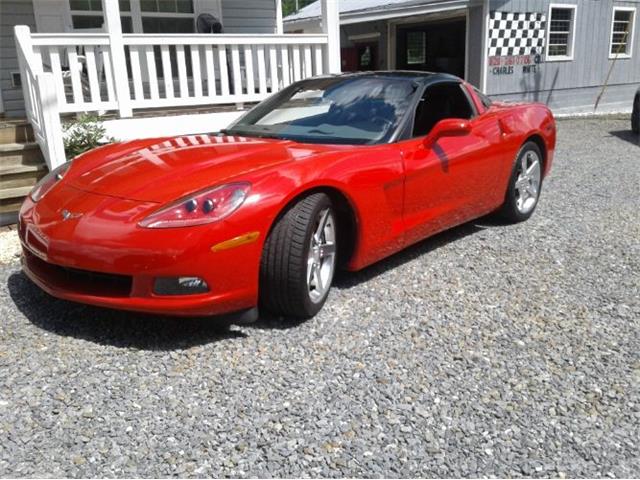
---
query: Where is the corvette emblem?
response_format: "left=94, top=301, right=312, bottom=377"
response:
left=61, top=209, right=82, bottom=221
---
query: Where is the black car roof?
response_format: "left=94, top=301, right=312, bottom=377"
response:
left=329, top=70, right=462, bottom=85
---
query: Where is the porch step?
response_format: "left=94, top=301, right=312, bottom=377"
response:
left=0, top=187, right=31, bottom=219
left=0, top=142, right=44, bottom=166
left=0, top=129, right=47, bottom=224
left=0, top=121, right=35, bottom=144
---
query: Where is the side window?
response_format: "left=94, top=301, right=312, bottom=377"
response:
left=474, top=87, right=493, bottom=109
left=412, top=83, right=474, bottom=137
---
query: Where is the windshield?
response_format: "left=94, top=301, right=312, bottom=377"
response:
left=225, top=76, right=419, bottom=145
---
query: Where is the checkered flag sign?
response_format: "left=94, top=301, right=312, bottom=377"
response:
left=488, top=11, right=547, bottom=57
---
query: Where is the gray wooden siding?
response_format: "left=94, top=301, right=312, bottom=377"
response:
left=221, top=0, right=276, bottom=34
left=486, top=0, right=640, bottom=112
left=0, top=0, right=37, bottom=117
left=490, top=82, right=639, bottom=114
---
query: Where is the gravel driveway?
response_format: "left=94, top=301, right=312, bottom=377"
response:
left=1, top=117, right=638, bottom=478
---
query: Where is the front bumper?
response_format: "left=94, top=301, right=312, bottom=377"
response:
left=18, top=187, right=265, bottom=317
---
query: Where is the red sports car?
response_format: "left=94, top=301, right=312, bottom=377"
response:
left=19, top=72, right=555, bottom=322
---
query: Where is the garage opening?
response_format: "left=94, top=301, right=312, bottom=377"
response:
left=395, top=17, right=466, bottom=79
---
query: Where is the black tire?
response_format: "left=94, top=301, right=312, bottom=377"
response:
left=260, top=193, right=336, bottom=319
left=632, top=94, right=640, bottom=134
left=499, top=141, right=544, bottom=223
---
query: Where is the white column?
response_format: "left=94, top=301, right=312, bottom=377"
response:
left=103, top=0, right=132, bottom=117
left=275, top=0, right=283, bottom=34
left=321, top=0, right=341, bottom=73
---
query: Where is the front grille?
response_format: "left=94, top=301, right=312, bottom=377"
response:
left=23, top=250, right=133, bottom=297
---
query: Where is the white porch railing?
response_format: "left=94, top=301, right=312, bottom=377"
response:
left=15, top=27, right=331, bottom=170
left=14, top=27, right=66, bottom=171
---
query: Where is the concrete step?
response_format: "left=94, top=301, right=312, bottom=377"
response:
left=0, top=121, right=34, bottom=144
left=0, top=142, right=44, bottom=166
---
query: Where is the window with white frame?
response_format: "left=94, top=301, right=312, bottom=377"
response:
left=68, top=0, right=195, bottom=33
left=69, top=0, right=133, bottom=32
left=610, top=7, right=636, bottom=58
left=547, top=4, right=577, bottom=60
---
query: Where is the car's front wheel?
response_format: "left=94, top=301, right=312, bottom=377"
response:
left=260, top=193, right=337, bottom=319
left=499, top=141, right=543, bottom=223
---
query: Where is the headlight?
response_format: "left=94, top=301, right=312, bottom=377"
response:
left=138, top=182, right=251, bottom=229
left=30, top=162, right=71, bottom=202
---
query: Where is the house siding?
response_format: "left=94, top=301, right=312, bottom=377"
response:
left=0, top=0, right=37, bottom=117
left=485, top=0, right=640, bottom=112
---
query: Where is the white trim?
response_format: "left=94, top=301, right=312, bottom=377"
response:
left=286, top=0, right=469, bottom=27
left=546, top=3, right=578, bottom=62
left=481, top=0, right=488, bottom=92
left=347, top=32, right=381, bottom=42
left=609, top=6, right=636, bottom=59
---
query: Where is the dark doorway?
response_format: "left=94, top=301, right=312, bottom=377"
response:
left=341, top=42, right=378, bottom=72
left=396, top=18, right=466, bottom=78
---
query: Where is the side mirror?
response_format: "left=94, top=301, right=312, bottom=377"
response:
left=424, top=118, right=472, bottom=145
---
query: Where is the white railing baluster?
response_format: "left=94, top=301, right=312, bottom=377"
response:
left=292, top=45, right=301, bottom=82
left=280, top=45, right=290, bottom=87
left=67, top=47, right=84, bottom=104
left=303, top=45, right=312, bottom=78
left=314, top=45, right=323, bottom=76
left=218, top=45, right=230, bottom=97
left=176, top=45, right=189, bottom=97
left=230, top=45, right=242, bottom=95
left=268, top=45, right=278, bottom=92
left=190, top=45, right=203, bottom=98
left=256, top=45, right=267, bottom=95
left=243, top=45, right=255, bottom=95
left=48, top=47, right=66, bottom=105
left=204, top=45, right=216, bottom=97
left=84, top=46, right=101, bottom=103
left=160, top=45, right=174, bottom=99
left=102, top=48, right=116, bottom=103
left=130, top=46, right=144, bottom=100
left=145, top=45, right=159, bottom=100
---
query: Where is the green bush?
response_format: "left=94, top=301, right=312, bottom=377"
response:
left=63, top=114, right=114, bottom=159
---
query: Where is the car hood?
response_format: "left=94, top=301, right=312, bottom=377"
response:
left=65, top=134, right=326, bottom=204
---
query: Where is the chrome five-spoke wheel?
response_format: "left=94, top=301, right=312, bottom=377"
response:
left=307, top=208, right=337, bottom=303
left=514, top=149, right=542, bottom=215
left=499, top=141, right=544, bottom=223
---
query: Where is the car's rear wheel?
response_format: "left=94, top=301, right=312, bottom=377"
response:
left=260, top=193, right=337, bottom=319
left=499, top=141, right=543, bottom=223
left=632, top=94, right=640, bottom=134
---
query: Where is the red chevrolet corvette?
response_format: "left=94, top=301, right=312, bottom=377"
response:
left=19, top=72, right=555, bottom=322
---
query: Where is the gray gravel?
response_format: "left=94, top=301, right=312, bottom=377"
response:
left=1, top=117, right=639, bottom=478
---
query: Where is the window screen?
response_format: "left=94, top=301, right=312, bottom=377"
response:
left=610, top=9, right=635, bottom=56
left=548, top=6, right=575, bottom=58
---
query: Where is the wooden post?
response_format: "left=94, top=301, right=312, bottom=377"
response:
left=102, top=0, right=132, bottom=117
left=321, top=0, right=341, bottom=73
